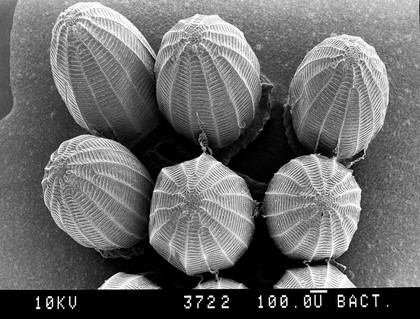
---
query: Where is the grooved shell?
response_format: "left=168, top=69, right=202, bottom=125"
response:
left=195, top=277, right=247, bottom=289
left=274, top=264, right=356, bottom=288
left=263, top=154, right=361, bottom=262
left=155, top=14, right=261, bottom=148
left=149, top=153, right=255, bottom=275
left=98, top=272, right=160, bottom=289
left=288, top=34, right=389, bottom=160
left=50, top=2, right=161, bottom=147
left=41, top=135, right=154, bottom=253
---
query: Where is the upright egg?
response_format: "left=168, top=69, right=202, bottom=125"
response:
left=41, top=135, right=154, bottom=256
left=274, top=263, right=356, bottom=288
left=263, top=154, right=361, bottom=262
left=195, top=277, right=247, bottom=289
left=50, top=2, right=161, bottom=148
left=154, top=14, right=261, bottom=148
left=149, top=153, right=255, bottom=275
left=287, top=34, right=389, bottom=160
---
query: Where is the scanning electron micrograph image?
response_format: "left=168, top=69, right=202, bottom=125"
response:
left=0, top=0, right=419, bottom=300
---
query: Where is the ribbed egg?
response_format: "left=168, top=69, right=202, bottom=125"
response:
left=98, top=272, right=160, bottom=289
left=155, top=14, right=261, bottom=149
left=149, top=153, right=255, bottom=275
left=286, top=34, right=389, bottom=161
left=50, top=2, right=161, bottom=148
left=263, top=154, right=361, bottom=262
left=41, top=135, right=154, bottom=256
left=195, top=277, right=247, bottom=289
left=274, top=264, right=356, bottom=288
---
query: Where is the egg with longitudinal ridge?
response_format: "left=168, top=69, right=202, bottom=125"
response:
left=154, top=14, right=261, bottom=149
left=99, top=272, right=160, bottom=289
left=274, top=263, right=356, bottom=288
left=50, top=2, right=161, bottom=148
left=195, top=277, right=247, bottom=289
left=149, top=153, right=255, bottom=275
left=263, top=154, right=361, bottom=262
left=286, top=34, right=389, bottom=161
left=41, top=135, right=154, bottom=258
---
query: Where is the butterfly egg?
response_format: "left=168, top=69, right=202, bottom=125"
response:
left=149, top=153, right=255, bottom=275
left=50, top=2, right=161, bottom=148
left=274, top=263, right=356, bottom=288
left=195, top=277, right=247, bottom=289
left=287, top=34, right=389, bottom=161
left=263, top=154, right=361, bottom=262
left=155, top=14, right=261, bottom=149
left=41, top=135, right=154, bottom=255
left=98, top=272, right=160, bottom=289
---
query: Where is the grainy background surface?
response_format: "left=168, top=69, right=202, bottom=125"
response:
left=0, top=0, right=419, bottom=289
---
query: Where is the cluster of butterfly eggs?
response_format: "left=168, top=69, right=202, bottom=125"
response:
left=43, top=2, right=388, bottom=289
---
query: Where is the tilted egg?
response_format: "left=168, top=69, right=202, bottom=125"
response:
left=149, top=153, right=255, bottom=275
left=42, top=135, right=154, bottom=257
left=154, top=14, right=261, bottom=149
left=50, top=2, right=161, bottom=148
left=263, top=154, right=361, bottom=262
left=98, top=272, right=160, bottom=289
left=286, top=34, right=389, bottom=161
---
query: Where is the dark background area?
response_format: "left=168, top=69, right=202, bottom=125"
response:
left=0, top=0, right=419, bottom=289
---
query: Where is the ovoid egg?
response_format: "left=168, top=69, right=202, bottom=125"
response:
left=41, top=135, right=154, bottom=256
left=155, top=14, right=261, bottom=149
left=50, top=2, right=161, bottom=148
left=287, top=34, right=389, bottom=161
left=195, top=277, right=247, bottom=289
left=149, top=153, right=255, bottom=275
left=263, top=154, right=361, bottom=262
left=274, top=263, right=356, bottom=288
left=98, top=272, right=160, bottom=289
